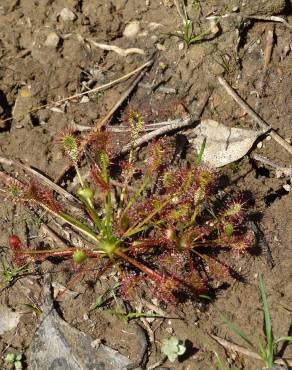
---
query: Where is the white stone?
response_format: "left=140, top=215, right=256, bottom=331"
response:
left=257, top=141, right=263, bottom=149
left=123, top=21, right=140, bottom=38
left=80, top=96, right=90, bottom=103
left=45, top=32, right=60, bottom=48
left=283, top=184, right=291, bottom=192
left=178, top=42, right=184, bottom=50
left=156, top=43, right=166, bottom=51
left=60, top=8, right=77, bottom=22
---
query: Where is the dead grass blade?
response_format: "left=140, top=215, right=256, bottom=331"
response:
left=210, top=334, right=292, bottom=366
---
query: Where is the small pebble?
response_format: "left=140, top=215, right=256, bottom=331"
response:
left=151, top=35, right=158, bottom=43
left=148, top=22, right=162, bottom=31
left=283, top=184, right=291, bottom=192
left=156, top=43, right=166, bottom=51
left=83, top=313, right=89, bottom=321
left=178, top=42, right=184, bottom=50
left=60, top=8, right=77, bottom=21
left=265, top=135, right=271, bottom=141
left=80, top=96, right=90, bottom=103
left=123, top=21, right=140, bottom=38
left=232, top=6, right=239, bottom=12
left=91, top=338, right=101, bottom=349
left=257, top=141, right=263, bottom=149
left=45, top=32, right=60, bottom=48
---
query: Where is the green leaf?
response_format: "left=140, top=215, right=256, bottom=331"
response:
left=274, top=336, right=292, bottom=344
left=15, top=360, right=23, bottom=370
left=161, top=336, right=186, bottom=362
left=60, top=212, right=99, bottom=242
left=258, top=273, right=273, bottom=367
left=5, top=353, right=15, bottom=364
left=195, top=137, right=206, bottom=165
left=89, top=295, right=103, bottom=311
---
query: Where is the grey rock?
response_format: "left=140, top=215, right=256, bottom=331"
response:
left=28, top=275, right=132, bottom=370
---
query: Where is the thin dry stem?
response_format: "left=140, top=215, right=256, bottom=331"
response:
left=0, top=60, right=153, bottom=125
left=0, top=156, right=82, bottom=208
left=173, top=0, right=185, bottom=21
left=263, top=25, right=274, bottom=71
left=218, top=76, right=292, bottom=156
left=118, top=90, right=211, bottom=156
left=252, top=154, right=292, bottom=177
left=147, top=355, right=168, bottom=370
left=211, top=334, right=292, bottom=366
left=89, top=40, right=145, bottom=56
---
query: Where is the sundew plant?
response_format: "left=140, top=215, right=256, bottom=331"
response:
left=1, top=111, right=254, bottom=304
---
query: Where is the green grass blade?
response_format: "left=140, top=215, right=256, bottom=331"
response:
left=60, top=212, right=99, bottom=242
left=195, top=137, right=207, bottom=165
left=258, top=273, right=274, bottom=367
left=255, top=336, right=268, bottom=365
left=200, top=295, right=256, bottom=351
left=122, top=197, right=171, bottom=238
left=213, top=351, right=229, bottom=370
left=218, top=311, right=256, bottom=351
left=122, top=176, right=150, bottom=215
left=274, top=336, right=292, bottom=344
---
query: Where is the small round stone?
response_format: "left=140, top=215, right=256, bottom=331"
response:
left=123, top=21, right=140, bottom=38
left=60, top=8, right=77, bottom=21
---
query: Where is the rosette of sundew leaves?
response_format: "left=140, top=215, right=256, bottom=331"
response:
left=3, top=110, right=254, bottom=305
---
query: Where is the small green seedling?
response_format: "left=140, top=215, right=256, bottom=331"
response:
left=161, top=336, right=186, bottom=362
left=204, top=273, right=292, bottom=369
left=0, top=258, right=28, bottom=285
left=5, top=353, right=23, bottom=369
left=89, top=283, right=120, bottom=311
left=171, top=1, right=218, bottom=47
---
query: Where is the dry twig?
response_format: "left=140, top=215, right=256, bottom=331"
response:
left=211, top=334, right=292, bottom=366
left=218, top=76, right=292, bottom=156
left=206, top=14, right=292, bottom=29
left=89, top=40, right=145, bottom=56
left=0, top=156, right=81, bottom=207
left=262, top=25, right=274, bottom=71
left=117, top=90, right=211, bottom=156
left=252, top=153, right=292, bottom=178
left=147, top=355, right=168, bottom=370
left=248, top=15, right=292, bottom=29
left=0, top=60, right=152, bottom=125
